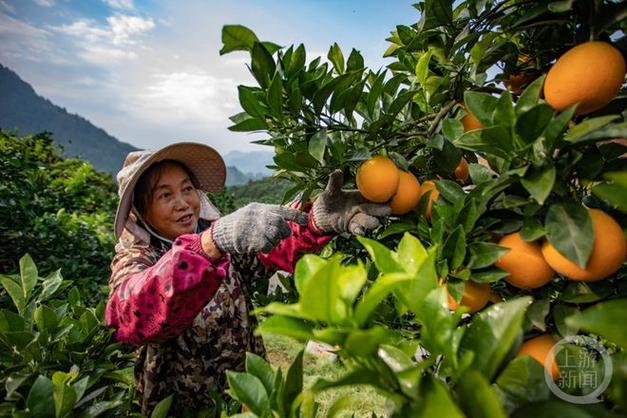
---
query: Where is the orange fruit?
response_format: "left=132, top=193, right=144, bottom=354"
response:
left=418, top=180, right=439, bottom=220
left=454, top=157, right=469, bottom=182
left=504, top=71, right=538, bottom=95
left=390, top=171, right=421, bottom=215
left=517, top=335, right=560, bottom=381
left=461, top=105, right=484, bottom=132
left=544, top=41, right=626, bottom=115
left=356, top=156, right=400, bottom=203
left=447, top=280, right=490, bottom=314
left=495, top=232, right=555, bottom=289
left=541, top=208, right=626, bottom=281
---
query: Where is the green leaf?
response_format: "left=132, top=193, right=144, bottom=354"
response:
left=471, top=268, right=509, bottom=283
left=495, top=356, right=550, bottom=409
left=553, top=304, right=579, bottom=337
left=354, top=273, right=413, bottom=326
left=467, top=242, right=509, bottom=269
left=326, top=395, right=356, bottom=418
left=0, top=275, right=26, bottom=315
left=327, top=42, right=345, bottom=74
left=246, top=353, right=274, bottom=396
left=238, top=86, right=267, bottom=121
left=457, top=370, right=507, bottom=418
left=228, top=117, right=268, bottom=132
left=293, top=254, right=327, bottom=295
left=387, top=89, right=416, bottom=116
left=443, top=118, right=464, bottom=142
left=0, top=308, right=26, bottom=332
left=283, top=350, right=304, bottom=414
left=267, top=73, right=284, bottom=117
left=299, top=257, right=349, bottom=323
left=251, top=42, right=276, bottom=88
left=459, top=297, right=532, bottom=380
left=525, top=299, right=550, bottom=331
left=34, top=305, right=57, bottom=333
left=415, top=50, right=433, bottom=86
left=511, top=400, right=601, bottom=418
left=544, top=202, right=594, bottom=268
left=455, top=126, right=514, bottom=159
left=344, top=326, right=394, bottom=357
left=442, top=225, right=466, bottom=269
left=564, top=115, right=620, bottom=144
left=435, top=179, right=465, bottom=205
left=26, top=375, right=54, bottom=418
left=357, top=236, right=403, bottom=274
left=422, top=0, right=453, bottom=29
left=520, top=217, right=546, bottom=241
left=39, top=270, right=63, bottom=302
left=346, top=49, right=364, bottom=71
left=220, top=25, right=259, bottom=55
left=515, top=104, right=554, bottom=145
left=544, top=105, right=577, bottom=151
left=592, top=183, right=627, bottom=213
left=468, top=163, right=494, bottom=185
left=308, top=129, right=327, bottom=163
left=397, top=232, right=428, bottom=275
left=313, top=71, right=361, bottom=115
left=367, top=71, right=386, bottom=117
left=256, top=316, right=314, bottom=341
left=492, top=90, right=516, bottom=128
left=521, top=164, right=556, bottom=205
left=226, top=371, right=269, bottom=416
left=52, top=371, right=77, bottom=418
left=566, top=299, right=627, bottom=348
left=78, top=400, right=124, bottom=418
left=516, top=75, right=545, bottom=115
left=411, top=375, right=465, bottom=418
left=559, top=281, right=613, bottom=303
left=19, top=254, right=38, bottom=302
left=464, top=91, right=498, bottom=126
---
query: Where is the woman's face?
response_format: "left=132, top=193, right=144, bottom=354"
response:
left=144, top=163, right=200, bottom=241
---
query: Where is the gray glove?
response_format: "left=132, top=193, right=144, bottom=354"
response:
left=212, top=203, right=308, bottom=254
left=312, top=170, right=391, bottom=235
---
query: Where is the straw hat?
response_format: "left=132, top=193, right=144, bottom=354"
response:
left=114, top=142, right=226, bottom=239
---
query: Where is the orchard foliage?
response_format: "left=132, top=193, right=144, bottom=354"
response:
left=0, top=130, right=117, bottom=300
left=221, top=0, right=627, bottom=416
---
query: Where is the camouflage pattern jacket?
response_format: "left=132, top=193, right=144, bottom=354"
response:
left=105, top=202, right=331, bottom=415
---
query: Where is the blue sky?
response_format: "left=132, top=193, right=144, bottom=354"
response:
left=0, top=0, right=416, bottom=154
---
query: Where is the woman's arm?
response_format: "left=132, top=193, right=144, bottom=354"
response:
left=105, top=233, right=228, bottom=345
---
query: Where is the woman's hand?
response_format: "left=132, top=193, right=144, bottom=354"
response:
left=210, top=203, right=308, bottom=255
left=311, top=170, right=391, bottom=235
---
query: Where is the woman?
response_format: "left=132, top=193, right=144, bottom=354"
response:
left=105, top=142, right=390, bottom=415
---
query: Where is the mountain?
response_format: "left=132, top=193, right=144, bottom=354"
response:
left=223, top=150, right=274, bottom=177
left=0, top=64, right=137, bottom=174
left=0, top=64, right=272, bottom=185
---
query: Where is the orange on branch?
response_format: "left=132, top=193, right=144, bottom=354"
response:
left=541, top=209, right=626, bottom=281
left=356, top=156, right=400, bottom=203
left=543, top=41, right=626, bottom=115
left=461, top=105, right=484, bottom=132
left=495, top=232, right=555, bottom=289
left=454, top=157, right=469, bottom=182
left=517, top=335, right=560, bottom=380
left=447, top=280, right=490, bottom=314
left=389, top=170, right=421, bottom=215
left=418, top=180, right=439, bottom=220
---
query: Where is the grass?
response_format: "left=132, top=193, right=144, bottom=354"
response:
left=262, top=332, right=387, bottom=417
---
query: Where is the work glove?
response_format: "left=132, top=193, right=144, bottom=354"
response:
left=311, top=170, right=391, bottom=235
left=211, top=203, right=308, bottom=254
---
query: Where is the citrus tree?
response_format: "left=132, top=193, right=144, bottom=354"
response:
left=219, top=0, right=627, bottom=416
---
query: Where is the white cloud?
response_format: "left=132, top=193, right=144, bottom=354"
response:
left=0, top=0, right=15, bottom=13
left=102, top=0, right=134, bottom=10
left=0, top=12, right=65, bottom=64
left=51, top=14, right=155, bottom=64
left=132, top=70, right=239, bottom=123
left=107, top=15, right=154, bottom=45
left=33, top=0, right=55, bottom=6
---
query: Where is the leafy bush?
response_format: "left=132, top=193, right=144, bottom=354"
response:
left=0, top=130, right=117, bottom=303
left=0, top=255, right=136, bottom=417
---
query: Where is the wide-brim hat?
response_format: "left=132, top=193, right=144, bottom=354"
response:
left=114, top=142, right=226, bottom=239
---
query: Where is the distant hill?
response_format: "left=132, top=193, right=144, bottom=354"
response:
left=0, top=64, right=136, bottom=174
left=0, top=63, right=275, bottom=185
left=223, top=150, right=274, bottom=177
